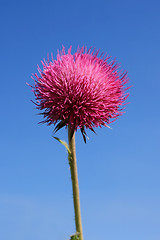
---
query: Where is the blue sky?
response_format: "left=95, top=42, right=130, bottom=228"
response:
left=0, top=0, right=160, bottom=239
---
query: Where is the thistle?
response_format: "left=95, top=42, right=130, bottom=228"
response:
left=30, top=46, right=130, bottom=240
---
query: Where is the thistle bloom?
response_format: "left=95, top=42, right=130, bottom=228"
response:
left=30, top=46, right=130, bottom=240
left=32, top=46, right=129, bottom=137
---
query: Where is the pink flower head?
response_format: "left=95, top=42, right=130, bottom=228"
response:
left=32, top=46, right=129, bottom=141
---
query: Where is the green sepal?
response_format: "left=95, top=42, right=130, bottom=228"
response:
left=80, top=126, right=89, bottom=143
left=53, top=118, right=69, bottom=133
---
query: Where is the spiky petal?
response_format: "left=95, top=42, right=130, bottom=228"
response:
left=32, top=46, right=129, bottom=134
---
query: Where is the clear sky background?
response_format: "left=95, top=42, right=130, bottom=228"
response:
left=0, top=0, right=160, bottom=240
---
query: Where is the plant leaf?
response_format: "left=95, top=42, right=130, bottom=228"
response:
left=53, top=137, right=71, bottom=154
left=69, top=232, right=80, bottom=240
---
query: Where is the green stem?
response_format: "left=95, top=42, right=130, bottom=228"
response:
left=68, top=126, right=83, bottom=240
